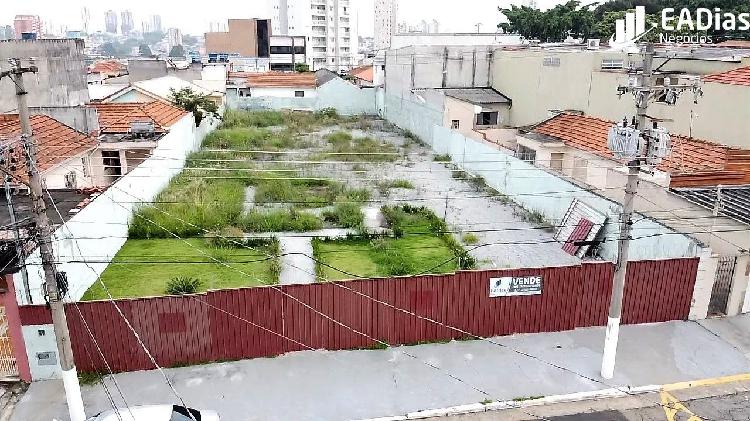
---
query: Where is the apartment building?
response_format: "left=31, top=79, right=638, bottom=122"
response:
left=270, top=0, right=358, bottom=72
left=374, top=0, right=398, bottom=51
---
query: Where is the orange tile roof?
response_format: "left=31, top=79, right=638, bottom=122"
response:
left=350, top=65, right=374, bottom=82
left=88, top=60, right=126, bottom=77
left=88, top=101, right=187, bottom=134
left=240, top=72, right=317, bottom=88
left=532, top=113, right=750, bottom=187
left=0, top=114, right=98, bottom=179
left=703, top=66, right=750, bottom=87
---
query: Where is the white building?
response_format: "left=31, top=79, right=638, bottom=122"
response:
left=269, top=0, right=358, bottom=72
left=374, top=0, right=398, bottom=51
left=167, top=28, right=183, bottom=50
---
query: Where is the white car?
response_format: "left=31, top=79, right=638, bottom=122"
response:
left=86, top=405, right=220, bottom=421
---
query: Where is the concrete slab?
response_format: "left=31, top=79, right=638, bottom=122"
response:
left=278, top=236, right=316, bottom=285
left=698, top=314, right=750, bottom=358
left=13, top=318, right=750, bottom=421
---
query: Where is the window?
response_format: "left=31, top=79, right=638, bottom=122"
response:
left=601, top=59, right=624, bottom=70
left=451, top=120, right=460, bottom=129
left=550, top=153, right=564, bottom=171
left=270, top=46, right=293, bottom=54
left=81, top=157, right=90, bottom=177
left=295, top=91, right=305, bottom=97
left=543, top=56, right=560, bottom=67
left=516, top=145, right=537, bottom=163
left=476, top=112, right=499, bottom=126
left=102, top=151, right=122, bottom=176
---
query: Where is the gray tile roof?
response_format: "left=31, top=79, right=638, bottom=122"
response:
left=442, top=88, right=511, bottom=105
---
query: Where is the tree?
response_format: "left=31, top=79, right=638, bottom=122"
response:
left=139, top=44, right=153, bottom=57
left=294, top=62, right=310, bottom=72
left=142, top=31, right=165, bottom=45
left=169, top=87, right=220, bottom=126
left=101, top=42, right=118, bottom=57
left=499, top=1, right=595, bottom=42
left=169, top=45, right=186, bottom=57
left=182, top=34, right=198, bottom=45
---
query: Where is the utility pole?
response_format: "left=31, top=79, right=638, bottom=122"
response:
left=5, top=59, right=86, bottom=420
left=601, top=43, right=654, bottom=380
left=4, top=175, right=32, bottom=304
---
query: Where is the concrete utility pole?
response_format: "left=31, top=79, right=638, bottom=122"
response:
left=6, top=59, right=86, bottom=420
left=601, top=43, right=654, bottom=380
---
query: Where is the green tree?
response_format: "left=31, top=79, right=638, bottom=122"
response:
left=294, top=62, right=310, bottom=72
left=499, top=1, right=596, bottom=42
left=139, top=44, right=153, bottom=57
left=101, top=42, right=118, bottom=57
left=169, top=87, right=220, bottom=126
left=169, top=45, right=186, bottom=57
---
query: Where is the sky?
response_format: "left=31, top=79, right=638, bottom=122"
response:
left=1, top=0, right=574, bottom=37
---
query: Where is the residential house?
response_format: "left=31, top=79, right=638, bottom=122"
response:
left=87, top=101, right=188, bottom=185
left=0, top=114, right=98, bottom=190
left=96, top=75, right=225, bottom=108
left=87, top=60, right=127, bottom=84
left=438, top=88, right=513, bottom=144
left=228, top=72, right=317, bottom=99
left=350, top=65, right=374, bottom=87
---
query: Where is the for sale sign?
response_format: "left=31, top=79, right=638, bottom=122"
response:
left=489, top=276, right=543, bottom=297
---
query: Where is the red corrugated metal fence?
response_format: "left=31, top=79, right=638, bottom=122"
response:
left=18, top=258, right=699, bottom=373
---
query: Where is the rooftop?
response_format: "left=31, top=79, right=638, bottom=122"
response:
left=132, top=75, right=215, bottom=99
left=229, top=72, right=317, bottom=88
left=531, top=113, right=750, bottom=187
left=671, top=186, right=750, bottom=226
left=88, top=60, right=127, bottom=76
left=88, top=101, right=187, bottom=134
left=441, top=88, right=511, bottom=105
left=350, top=65, right=374, bottom=83
left=703, top=65, right=750, bottom=87
left=0, top=114, right=97, bottom=180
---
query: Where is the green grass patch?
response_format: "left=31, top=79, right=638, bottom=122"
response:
left=322, top=203, right=365, bottom=231
left=81, top=239, right=276, bottom=300
left=433, top=154, right=452, bottom=162
left=129, top=176, right=245, bottom=239
left=222, top=110, right=286, bottom=128
left=203, top=127, right=297, bottom=150
left=241, top=209, right=323, bottom=232
left=376, top=179, right=414, bottom=195
left=462, top=233, right=479, bottom=245
left=323, top=131, right=398, bottom=162
left=313, top=206, right=470, bottom=281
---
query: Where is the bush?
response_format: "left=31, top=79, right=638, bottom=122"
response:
left=165, top=277, right=203, bottom=295
left=323, top=203, right=364, bottom=230
left=314, top=107, right=339, bottom=120
left=434, top=154, right=452, bottom=162
left=322, top=131, right=397, bottom=162
left=204, top=127, right=296, bottom=150
left=206, top=226, right=246, bottom=249
left=241, top=209, right=323, bottom=232
left=462, top=233, right=479, bottom=245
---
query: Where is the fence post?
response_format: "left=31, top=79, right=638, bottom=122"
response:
left=689, top=248, right=719, bottom=320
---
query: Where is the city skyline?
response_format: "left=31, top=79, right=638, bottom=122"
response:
left=0, top=0, right=576, bottom=37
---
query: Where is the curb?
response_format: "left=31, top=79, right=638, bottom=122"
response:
left=354, top=384, right=661, bottom=421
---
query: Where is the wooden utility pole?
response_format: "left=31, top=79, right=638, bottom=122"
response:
left=6, top=58, right=86, bottom=420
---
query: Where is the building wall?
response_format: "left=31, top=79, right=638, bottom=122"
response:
left=390, top=33, right=522, bottom=50
left=491, top=49, right=750, bottom=148
left=385, top=46, right=495, bottom=98
left=127, top=59, right=168, bottom=82
left=0, top=40, right=89, bottom=110
left=42, top=154, right=95, bottom=190
left=18, top=113, right=219, bottom=306
left=205, top=19, right=270, bottom=57
left=107, top=89, right=157, bottom=103
left=241, top=87, right=317, bottom=98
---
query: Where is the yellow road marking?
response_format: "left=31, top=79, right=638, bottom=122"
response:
left=662, top=372, right=750, bottom=392
left=660, top=390, right=702, bottom=421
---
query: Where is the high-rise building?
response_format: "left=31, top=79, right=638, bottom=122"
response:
left=151, top=15, right=163, bottom=33
left=81, top=7, right=90, bottom=33
left=13, top=15, right=42, bottom=39
left=205, top=19, right=271, bottom=58
left=121, top=10, right=134, bottom=34
left=104, top=10, right=118, bottom=34
left=270, top=0, right=358, bottom=72
left=374, top=0, right=398, bottom=51
left=167, top=28, right=183, bottom=49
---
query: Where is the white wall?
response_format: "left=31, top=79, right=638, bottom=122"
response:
left=245, top=87, right=317, bottom=98
left=391, top=33, right=522, bottom=49
left=42, top=154, right=95, bottom=189
left=18, top=113, right=220, bottom=305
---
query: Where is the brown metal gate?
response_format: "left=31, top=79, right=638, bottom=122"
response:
left=709, top=256, right=737, bottom=316
left=0, top=306, right=18, bottom=379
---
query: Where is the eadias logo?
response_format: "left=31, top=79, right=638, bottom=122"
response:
left=609, top=5, right=750, bottom=48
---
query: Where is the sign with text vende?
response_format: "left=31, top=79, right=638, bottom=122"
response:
left=489, top=276, right=543, bottom=297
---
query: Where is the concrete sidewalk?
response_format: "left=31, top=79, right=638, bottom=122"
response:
left=12, top=315, right=750, bottom=421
